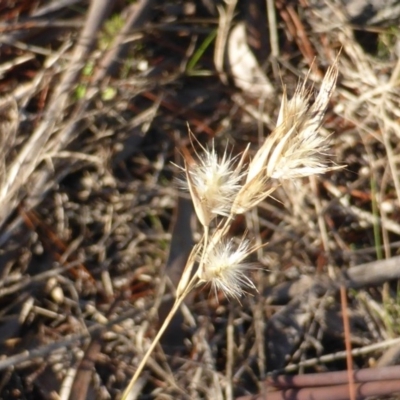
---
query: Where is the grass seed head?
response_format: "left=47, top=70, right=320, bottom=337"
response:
left=265, top=65, right=339, bottom=180
left=182, top=143, right=244, bottom=227
left=232, top=64, right=339, bottom=214
left=197, top=237, right=256, bottom=300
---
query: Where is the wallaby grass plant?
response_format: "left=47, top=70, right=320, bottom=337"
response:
left=4, top=2, right=400, bottom=399
left=121, top=61, right=341, bottom=399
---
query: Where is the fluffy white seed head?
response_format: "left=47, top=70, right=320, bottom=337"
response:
left=182, top=144, right=244, bottom=227
left=197, top=237, right=256, bottom=300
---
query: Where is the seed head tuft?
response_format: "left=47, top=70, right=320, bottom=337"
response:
left=181, top=142, right=244, bottom=227
left=197, top=237, right=256, bottom=300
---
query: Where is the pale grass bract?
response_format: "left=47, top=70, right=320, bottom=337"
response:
left=121, top=61, right=341, bottom=400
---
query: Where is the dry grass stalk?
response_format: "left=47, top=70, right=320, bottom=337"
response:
left=121, top=61, right=340, bottom=399
left=0, top=96, right=18, bottom=201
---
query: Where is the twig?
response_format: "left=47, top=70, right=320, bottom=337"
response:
left=266, top=0, right=279, bottom=78
left=121, top=278, right=197, bottom=400
left=0, top=0, right=114, bottom=230
left=274, top=337, right=400, bottom=373
left=340, top=286, right=355, bottom=400
left=0, top=294, right=173, bottom=372
left=214, top=0, right=238, bottom=84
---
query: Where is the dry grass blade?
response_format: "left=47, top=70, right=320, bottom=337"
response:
left=121, top=287, right=194, bottom=400
left=0, top=96, right=18, bottom=197
left=176, top=241, right=201, bottom=298
left=183, top=149, right=212, bottom=228
left=214, top=0, right=238, bottom=84
left=0, top=0, right=113, bottom=230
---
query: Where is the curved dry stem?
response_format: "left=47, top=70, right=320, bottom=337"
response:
left=121, top=276, right=198, bottom=400
left=198, top=226, right=209, bottom=275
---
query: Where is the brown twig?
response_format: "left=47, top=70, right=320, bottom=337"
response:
left=19, top=208, right=96, bottom=285
left=277, top=1, right=322, bottom=77
left=340, top=285, right=356, bottom=400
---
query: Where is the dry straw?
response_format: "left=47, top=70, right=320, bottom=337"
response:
left=121, top=61, right=340, bottom=399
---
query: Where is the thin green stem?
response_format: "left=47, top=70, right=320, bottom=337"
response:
left=186, top=29, right=217, bottom=72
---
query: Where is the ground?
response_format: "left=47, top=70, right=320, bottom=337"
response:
left=0, top=1, right=400, bottom=399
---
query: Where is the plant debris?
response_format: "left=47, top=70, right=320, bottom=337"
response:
left=0, top=1, right=400, bottom=399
